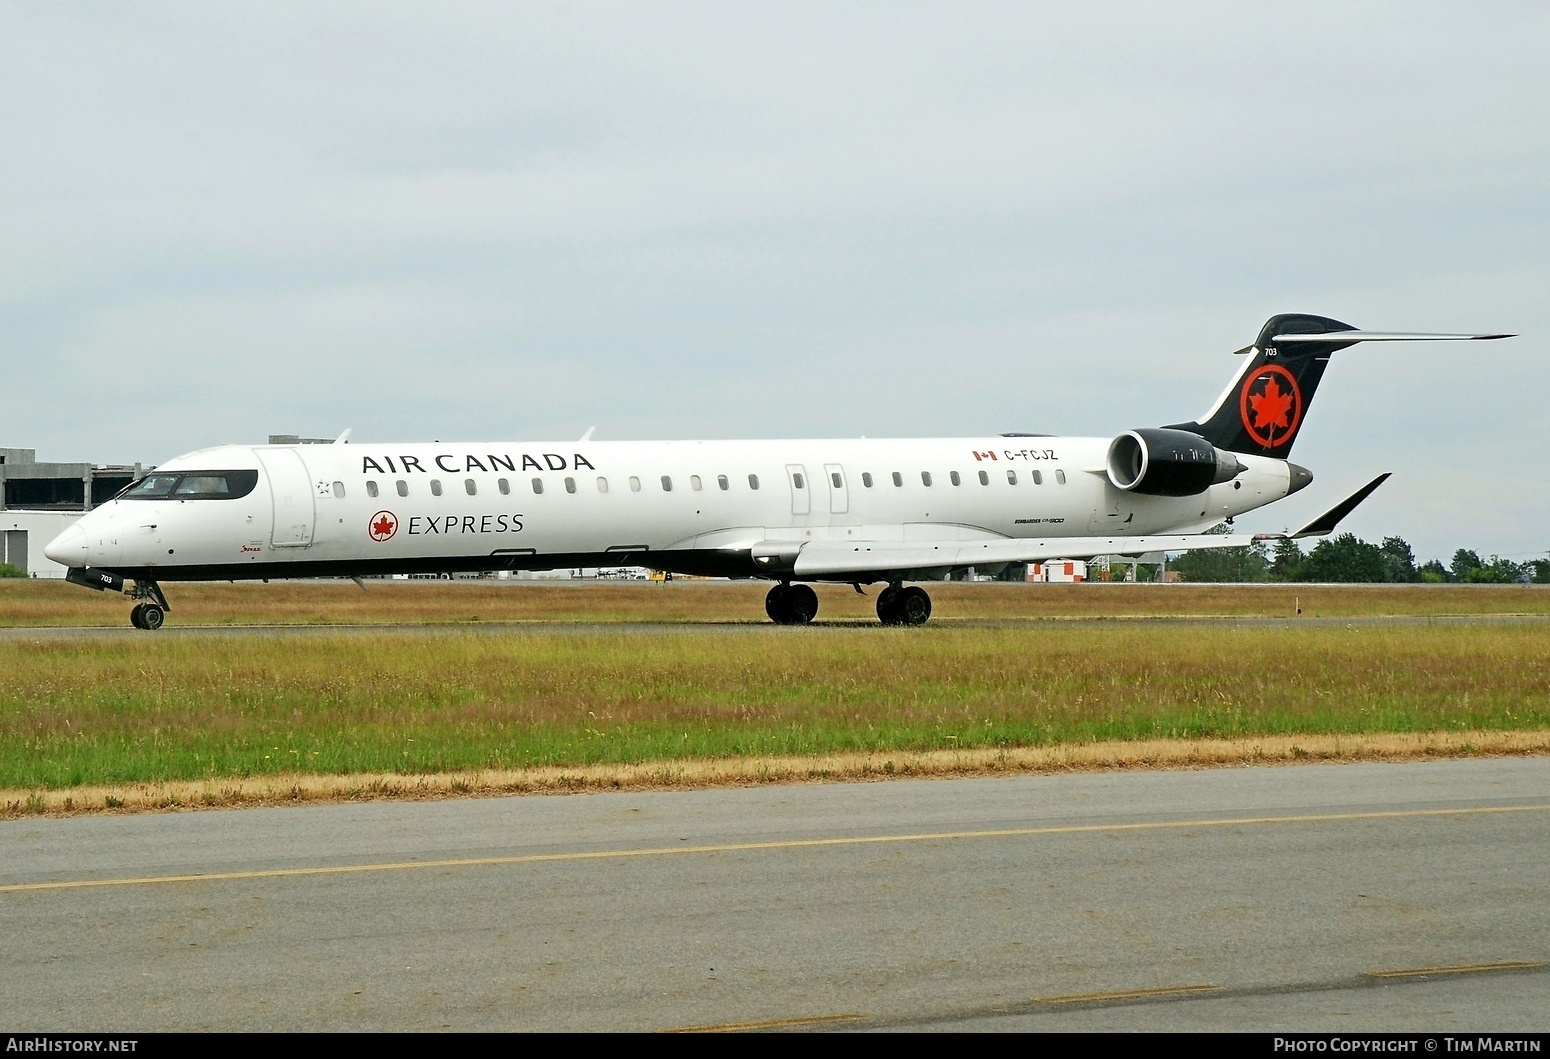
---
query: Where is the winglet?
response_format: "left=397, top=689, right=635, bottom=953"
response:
left=1288, top=473, right=1391, bottom=539
left=580, top=426, right=596, bottom=442
left=333, top=429, right=352, bottom=445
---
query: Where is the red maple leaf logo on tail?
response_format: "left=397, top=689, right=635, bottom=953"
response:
left=1239, top=365, right=1302, bottom=448
left=1248, top=379, right=1294, bottom=432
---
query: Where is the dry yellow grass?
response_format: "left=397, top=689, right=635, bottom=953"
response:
left=6, top=729, right=1545, bottom=817
left=2, top=577, right=1548, bottom=627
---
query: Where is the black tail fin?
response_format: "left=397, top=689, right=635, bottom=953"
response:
left=1165, top=314, right=1359, bottom=458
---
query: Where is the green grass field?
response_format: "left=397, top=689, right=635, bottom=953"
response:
left=3, top=613, right=1547, bottom=790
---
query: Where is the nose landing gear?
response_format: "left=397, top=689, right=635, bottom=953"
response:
left=765, top=582, right=819, bottom=625
left=876, top=583, right=931, bottom=626
left=129, top=602, right=164, bottom=630
left=127, top=580, right=171, bottom=631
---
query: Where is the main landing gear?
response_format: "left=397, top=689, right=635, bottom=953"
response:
left=765, top=582, right=819, bottom=625
left=876, top=583, right=932, bottom=626
left=764, top=581, right=935, bottom=626
left=128, top=580, right=171, bottom=631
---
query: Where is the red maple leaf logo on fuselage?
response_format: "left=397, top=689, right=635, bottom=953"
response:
left=368, top=511, right=398, bottom=542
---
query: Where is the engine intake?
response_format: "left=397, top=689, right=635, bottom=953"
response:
left=1106, top=428, right=1244, bottom=497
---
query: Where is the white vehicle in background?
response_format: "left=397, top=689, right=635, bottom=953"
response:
left=45, top=315, right=1511, bottom=629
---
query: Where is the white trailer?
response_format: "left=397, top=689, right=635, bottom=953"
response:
left=1028, top=560, right=1087, bottom=583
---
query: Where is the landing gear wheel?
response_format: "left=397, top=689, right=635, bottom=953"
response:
left=765, top=583, right=818, bottom=625
left=876, top=586, right=904, bottom=626
left=126, top=579, right=171, bottom=631
left=897, top=586, right=932, bottom=626
left=765, top=583, right=790, bottom=623
left=787, top=583, right=818, bottom=624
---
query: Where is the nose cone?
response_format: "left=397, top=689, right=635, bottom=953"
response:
left=44, top=523, right=87, bottom=567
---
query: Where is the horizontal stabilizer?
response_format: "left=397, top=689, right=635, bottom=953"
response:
left=1273, top=331, right=1514, bottom=344
left=1286, top=473, right=1391, bottom=539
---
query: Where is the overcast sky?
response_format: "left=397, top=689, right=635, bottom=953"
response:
left=2, top=2, right=1545, bottom=561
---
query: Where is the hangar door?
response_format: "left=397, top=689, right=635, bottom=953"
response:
left=2, top=530, right=25, bottom=573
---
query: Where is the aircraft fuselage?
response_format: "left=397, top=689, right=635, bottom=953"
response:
left=47, top=436, right=1295, bottom=582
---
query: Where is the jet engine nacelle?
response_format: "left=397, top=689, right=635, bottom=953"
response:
left=1106, top=428, right=1244, bottom=497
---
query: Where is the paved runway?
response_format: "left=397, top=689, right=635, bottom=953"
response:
left=4, top=759, right=1548, bottom=1031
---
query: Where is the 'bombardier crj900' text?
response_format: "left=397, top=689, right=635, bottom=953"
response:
left=46, top=315, right=1512, bottom=629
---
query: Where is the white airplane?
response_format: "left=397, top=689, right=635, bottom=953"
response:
left=46, top=314, right=1511, bottom=629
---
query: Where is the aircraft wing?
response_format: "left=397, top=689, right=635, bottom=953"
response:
left=761, top=533, right=1264, bottom=578
left=765, top=471, right=1392, bottom=577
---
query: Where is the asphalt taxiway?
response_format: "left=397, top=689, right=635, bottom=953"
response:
left=3, top=758, right=1548, bottom=1031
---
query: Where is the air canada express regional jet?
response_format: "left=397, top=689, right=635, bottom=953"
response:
left=46, top=314, right=1512, bottom=629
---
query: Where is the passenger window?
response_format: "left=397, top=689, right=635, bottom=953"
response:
left=498, top=478, right=510, bottom=495
left=1056, top=469, right=1067, bottom=484
left=661, top=475, right=673, bottom=492
left=690, top=475, right=702, bottom=491
left=465, top=478, right=477, bottom=496
left=978, top=470, right=989, bottom=486
left=565, top=477, right=576, bottom=494
left=1032, top=470, right=1043, bottom=485
left=333, top=481, right=345, bottom=498
left=892, top=472, right=903, bottom=487
left=1006, top=470, right=1017, bottom=485
left=629, top=476, right=641, bottom=492
left=748, top=474, right=760, bottom=490
left=430, top=480, right=443, bottom=497
left=792, top=473, right=804, bottom=489
left=862, top=472, right=873, bottom=488
left=831, top=472, right=842, bottom=488
left=949, top=471, right=961, bottom=486
left=366, top=480, right=379, bottom=498
left=717, top=474, right=729, bottom=490
left=531, top=478, right=544, bottom=494
left=921, top=471, right=932, bottom=486
left=396, top=480, right=408, bottom=497
left=597, top=477, right=609, bottom=493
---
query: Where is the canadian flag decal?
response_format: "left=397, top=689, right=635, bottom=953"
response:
left=972, top=450, right=998, bottom=461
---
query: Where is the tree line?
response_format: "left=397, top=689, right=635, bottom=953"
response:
left=1169, top=533, right=1549, bottom=584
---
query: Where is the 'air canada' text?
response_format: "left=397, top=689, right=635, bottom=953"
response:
left=362, top=453, right=596, bottom=475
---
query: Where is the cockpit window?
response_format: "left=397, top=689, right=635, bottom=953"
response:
left=122, top=474, right=179, bottom=499
left=121, top=470, right=259, bottom=501
left=175, top=475, right=232, bottom=497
